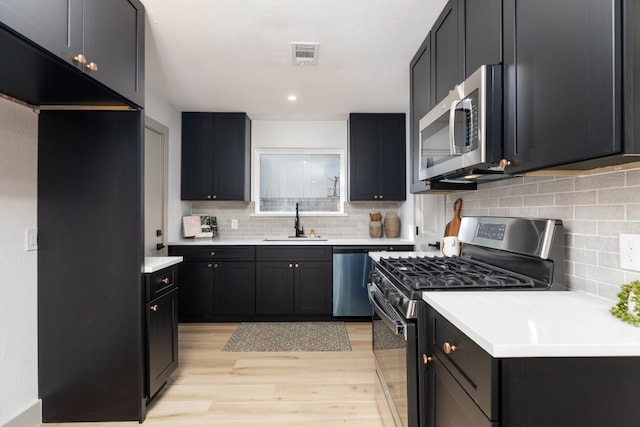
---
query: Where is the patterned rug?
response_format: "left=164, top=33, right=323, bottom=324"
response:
left=223, top=321, right=352, bottom=352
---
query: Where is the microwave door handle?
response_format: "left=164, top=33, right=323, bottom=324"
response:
left=449, top=100, right=460, bottom=155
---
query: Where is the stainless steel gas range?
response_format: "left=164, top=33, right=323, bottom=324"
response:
left=368, top=216, right=566, bottom=427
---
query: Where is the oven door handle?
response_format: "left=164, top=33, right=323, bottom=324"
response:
left=368, top=284, right=407, bottom=340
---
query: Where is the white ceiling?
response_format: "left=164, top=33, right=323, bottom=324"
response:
left=141, top=0, right=448, bottom=120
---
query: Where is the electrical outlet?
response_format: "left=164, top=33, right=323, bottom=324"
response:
left=231, top=219, right=238, bottom=229
left=26, top=228, right=38, bottom=251
left=620, top=234, right=640, bottom=271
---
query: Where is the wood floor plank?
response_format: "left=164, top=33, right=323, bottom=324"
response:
left=43, top=322, right=384, bottom=427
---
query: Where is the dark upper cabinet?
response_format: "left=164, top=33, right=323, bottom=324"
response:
left=463, top=0, right=501, bottom=77
left=431, top=0, right=463, bottom=105
left=349, top=113, right=406, bottom=201
left=410, top=34, right=432, bottom=193
left=82, top=0, right=145, bottom=107
left=0, top=0, right=145, bottom=107
left=181, top=112, right=251, bottom=201
left=410, top=0, right=500, bottom=193
left=502, top=0, right=632, bottom=174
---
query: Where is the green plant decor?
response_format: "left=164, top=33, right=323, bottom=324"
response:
left=610, top=280, right=640, bottom=326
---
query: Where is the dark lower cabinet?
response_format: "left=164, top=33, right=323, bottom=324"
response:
left=178, top=261, right=215, bottom=320
left=214, top=261, right=256, bottom=316
left=146, top=288, right=178, bottom=400
left=255, top=246, right=333, bottom=318
left=168, top=246, right=256, bottom=321
left=426, top=355, right=497, bottom=427
left=420, top=304, right=640, bottom=427
left=145, top=264, right=179, bottom=401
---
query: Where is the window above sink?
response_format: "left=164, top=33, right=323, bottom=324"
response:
left=254, top=148, right=345, bottom=215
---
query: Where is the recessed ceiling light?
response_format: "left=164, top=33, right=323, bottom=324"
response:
left=287, top=95, right=297, bottom=101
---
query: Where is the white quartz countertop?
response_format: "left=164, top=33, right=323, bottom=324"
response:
left=143, top=256, right=183, bottom=273
left=169, top=237, right=414, bottom=246
left=423, top=291, right=640, bottom=358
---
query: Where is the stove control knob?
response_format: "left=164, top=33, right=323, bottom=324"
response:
left=370, top=272, right=381, bottom=284
left=389, top=293, right=402, bottom=305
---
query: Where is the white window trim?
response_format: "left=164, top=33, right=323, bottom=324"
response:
left=253, top=148, right=346, bottom=216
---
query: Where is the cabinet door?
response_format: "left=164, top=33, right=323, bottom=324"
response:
left=294, top=261, right=332, bottom=315
left=214, top=262, right=256, bottom=315
left=425, top=355, right=498, bottom=427
left=431, top=0, right=464, bottom=105
left=463, top=0, right=501, bottom=77
left=503, top=0, right=621, bottom=173
left=147, top=288, right=178, bottom=399
left=82, top=0, right=144, bottom=107
left=0, top=0, right=82, bottom=62
left=178, top=261, right=214, bottom=321
left=378, top=114, right=406, bottom=200
left=349, top=114, right=380, bottom=200
left=181, top=113, right=215, bottom=200
left=212, top=113, right=250, bottom=200
left=410, top=34, right=433, bottom=193
left=255, top=262, right=294, bottom=314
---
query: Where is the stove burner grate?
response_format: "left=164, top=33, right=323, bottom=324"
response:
left=381, top=256, right=536, bottom=290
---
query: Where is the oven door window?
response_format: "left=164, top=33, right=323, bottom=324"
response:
left=373, top=306, right=408, bottom=427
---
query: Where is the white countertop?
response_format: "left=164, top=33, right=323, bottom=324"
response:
left=143, top=256, right=183, bottom=273
left=169, top=237, right=414, bottom=246
left=423, top=291, right=640, bottom=358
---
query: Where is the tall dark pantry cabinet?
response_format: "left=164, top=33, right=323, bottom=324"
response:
left=0, top=0, right=148, bottom=422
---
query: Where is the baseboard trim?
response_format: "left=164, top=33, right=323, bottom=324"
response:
left=2, top=400, right=41, bottom=427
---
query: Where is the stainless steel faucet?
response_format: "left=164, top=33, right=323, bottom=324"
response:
left=294, top=202, right=304, bottom=237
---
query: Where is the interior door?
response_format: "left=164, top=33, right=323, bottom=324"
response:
left=144, top=119, right=168, bottom=256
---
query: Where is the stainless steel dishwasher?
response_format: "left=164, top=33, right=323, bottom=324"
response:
left=332, top=245, right=413, bottom=317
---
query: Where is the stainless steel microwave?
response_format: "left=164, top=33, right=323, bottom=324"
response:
left=418, top=64, right=503, bottom=182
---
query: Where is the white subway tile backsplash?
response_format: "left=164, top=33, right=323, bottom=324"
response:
left=538, top=178, right=574, bottom=194
left=575, top=171, right=625, bottom=190
left=449, top=167, right=640, bottom=301
left=189, top=200, right=404, bottom=239
left=555, top=190, right=597, bottom=206
left=575, top=205, right=624, bottom=220
left=597, top=186, right=640, bottom=204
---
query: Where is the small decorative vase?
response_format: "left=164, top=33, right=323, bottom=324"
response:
left=369, top=221, right=383, bottom=238
left=383, top=213, right=400, bottom=238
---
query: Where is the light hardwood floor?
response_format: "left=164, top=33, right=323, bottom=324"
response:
left=44, top=322, right=384, bottom=427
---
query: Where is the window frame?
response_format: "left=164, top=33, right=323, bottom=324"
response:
left=253, top=148, right=346, bottom=216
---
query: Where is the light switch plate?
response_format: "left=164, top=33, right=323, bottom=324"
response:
left=26, top=228, right=38, bottom=251
left=620, top=233, right=640, bottom=271
left=231, top=219, right=238, bottom=229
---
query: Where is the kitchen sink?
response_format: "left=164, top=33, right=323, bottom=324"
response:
left=263, top=236, right=328, bottom=241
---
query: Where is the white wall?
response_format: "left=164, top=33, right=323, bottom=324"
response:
left=252, top=120, right=347, bottom=149
left=0, top=99, right=40, bottom=426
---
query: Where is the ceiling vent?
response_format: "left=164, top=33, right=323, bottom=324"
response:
left=291, top=42, right=319, bottom=65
